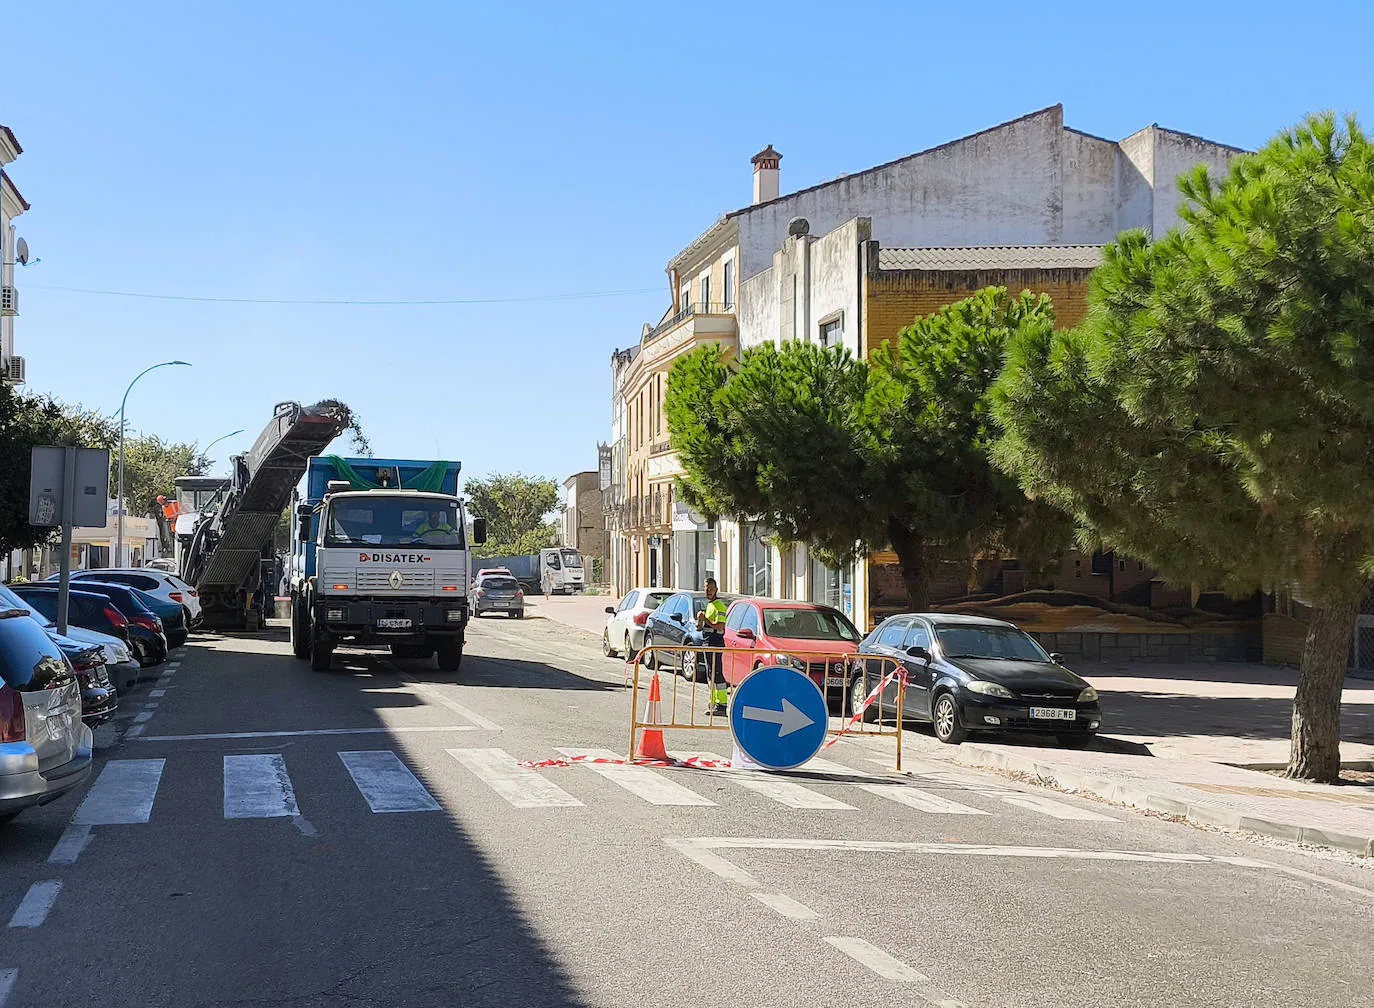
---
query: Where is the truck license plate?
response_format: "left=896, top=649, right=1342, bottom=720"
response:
left=377, top=618, right=412, bottom=629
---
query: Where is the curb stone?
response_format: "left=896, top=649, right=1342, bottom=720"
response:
left=956, top=742, right=1374, bottom=858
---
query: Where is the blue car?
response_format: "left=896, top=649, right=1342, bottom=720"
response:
left=642, top=590, right=738, bottom=681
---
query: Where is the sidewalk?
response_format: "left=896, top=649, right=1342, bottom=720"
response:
left=523, top=592, right=614, bottom=637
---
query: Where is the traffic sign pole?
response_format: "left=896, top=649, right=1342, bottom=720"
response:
left=56, top=446, right=76, bottom=635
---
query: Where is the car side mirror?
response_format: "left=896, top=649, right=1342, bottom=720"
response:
left=1049, top=652, right=1064, bottom=664
left=605, top=606, right=616, bottom=615
left=906, top=646, right=931, bottom=663
left=470, top=517, right=488, bottom=546
left=672, top=612, right=684, bottom=623
left=737, top=628, right=755, bottom=641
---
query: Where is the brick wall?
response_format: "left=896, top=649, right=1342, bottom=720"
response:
left=863, top=267, right=1093, bottom=356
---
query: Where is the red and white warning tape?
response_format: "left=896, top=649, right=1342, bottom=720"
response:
left=822, top=665, right=907, bottom=749
left=518, top=753, right=733, bottom=771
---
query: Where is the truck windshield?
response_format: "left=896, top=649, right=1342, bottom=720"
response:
left=324, top=498, right=466, bottom=549
left=561, top=551, right=583, bottom=569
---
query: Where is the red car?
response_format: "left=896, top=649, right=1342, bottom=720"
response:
left=721, top=598, right=861, bottom=696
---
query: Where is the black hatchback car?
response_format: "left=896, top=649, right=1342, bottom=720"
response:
left=850, top=613, right=1102, bottom=746
left=643, top=591, right=737, bottom=680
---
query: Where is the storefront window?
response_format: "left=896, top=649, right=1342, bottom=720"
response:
left=742, top=524, right=773, bottom=597
left=673, top=529, right=715, bottom=591
left=809, top=554, right=853, bottom=617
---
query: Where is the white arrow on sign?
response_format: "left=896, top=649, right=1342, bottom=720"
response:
left=741, top=698, right=815, bottom=737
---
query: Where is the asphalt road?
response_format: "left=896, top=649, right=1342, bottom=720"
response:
left=2, top=615, right=1371, bottom=1008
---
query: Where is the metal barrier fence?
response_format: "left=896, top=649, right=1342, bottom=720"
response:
left=626, top=646, right=907, bottom=770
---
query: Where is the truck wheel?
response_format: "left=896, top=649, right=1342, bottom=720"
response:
left=310, top=638, right=334, bottom=672
left=290, top=599, right=310, bottom=660
left=435, top=638, right=462, bottom=672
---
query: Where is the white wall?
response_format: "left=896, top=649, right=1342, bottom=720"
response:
left=1150, top=128, right=1240, bottom=236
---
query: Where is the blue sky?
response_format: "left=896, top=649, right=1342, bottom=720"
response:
left=6, top=1, right=1373, bottom=491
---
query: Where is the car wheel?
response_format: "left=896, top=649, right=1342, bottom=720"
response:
left=931, top=692, right=968, bottom=744
left=603, top=631, right=617, bottom=658
left=624, top=633, right=636, bottom=660
left=680, top=649, right=700, bottom=682
left=847, top=673, right=877, bottom=723
left=1057, top=734, right=1094, bottom=749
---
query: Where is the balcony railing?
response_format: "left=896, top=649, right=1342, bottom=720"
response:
left=646, top=301, right=734, bottom=342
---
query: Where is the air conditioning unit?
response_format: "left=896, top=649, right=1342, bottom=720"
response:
left=5, top=356, right=25, bottom=383
left=0, top=287, right=16, bottom=316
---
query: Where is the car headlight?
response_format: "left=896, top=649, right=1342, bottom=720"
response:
left=966, top=680, right=1015, bottom=699
left=780, top=655, right=808, bottom=671
left=1078, top=686, right=1099, bottom=703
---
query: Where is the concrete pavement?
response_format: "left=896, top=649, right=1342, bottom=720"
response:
left=0, top=617, right=1370, bottom=1007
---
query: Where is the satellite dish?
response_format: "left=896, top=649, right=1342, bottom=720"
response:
left=15, top=238, right=28, bottom=265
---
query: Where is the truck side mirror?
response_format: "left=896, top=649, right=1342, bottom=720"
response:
left=297, top=515, right=312, bottom=542
left=471, top=517, right=487, bottom=546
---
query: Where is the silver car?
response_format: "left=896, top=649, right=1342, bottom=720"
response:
left=0, top=609, right=94, bottom=823
left=470, top=573, right=525, bottom=618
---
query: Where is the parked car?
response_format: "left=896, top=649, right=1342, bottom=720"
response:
left=52, top=568, right=200, bottom=634
left=850, top=613, right=1102, bottom=746
left=0, top=583, right=140, bottom=694
left=602, top=588, right=675, bottom=658
left=52, top=639, right=118, bottom=728
left=49, top=581, right=182, bottom=651
left=642, top=590, right=738, bottom=679
left=470, top=572, right=525, bottom=618
left=142, top=558, right=177, bottom=573
left=721, top=598, right=861, bottom=702
left=0, top=607, right=94, bottom=823
left=13, top=586, right=166, bottom=669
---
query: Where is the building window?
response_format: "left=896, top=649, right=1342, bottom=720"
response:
left=741, top=524, right=773, bottom=597
left=723, top=260, right=735, bottom=309
left=819, top=316, right=843, bottom=348
left=809, top=554, right=853, bottom=617
left=680, top=284, right=690, bottom=311
left=701, top=275, right=711, bottom=311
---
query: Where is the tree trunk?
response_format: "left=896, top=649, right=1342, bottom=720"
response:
left=1288, top=589, right=1361, bottom=782
left=886, top=519, right=930, bottom=611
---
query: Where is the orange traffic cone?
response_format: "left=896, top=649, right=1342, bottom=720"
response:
left=635, top=672, right=669, bottom=761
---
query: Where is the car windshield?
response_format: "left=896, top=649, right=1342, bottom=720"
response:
left=935, top=625, right=1050, bottom=661
left=762, top=608, right=860, bottom=641
left=561, top=551, right=583, bottom=569
left=324, top=498, right=465, bottom=548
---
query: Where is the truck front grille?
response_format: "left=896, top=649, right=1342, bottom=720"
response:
left=356, top=569, right=435, bottom=591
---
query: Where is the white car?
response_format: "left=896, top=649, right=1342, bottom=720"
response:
left=49, top=568, right=202, bottom=624
left=603, top=588, right=675, bottom=658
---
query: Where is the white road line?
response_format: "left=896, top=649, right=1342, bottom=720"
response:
left=338, top=751, right=441, bottom=813
left=824, top=936, right=964, bottom=1001
left=750, top=892, right=820, bottom=920
left=47, top=825, right=93, bottom=865
left=447, top=748, right=583, bottom=808
left=125, top=725, right=145, bottom=738
left=800, top=756, right=867, bottom=776
left=859, top=784, right=990, bottom=816
left=150, top=689, right=166, bottom=698
left=223, top=754, right=300, bottom=819
left=557, top=748, right=715, bottom=806
left=673, top=751, right=855, bottom=810
left=72, top=759, right=165, bottom=824
left=394, top=675, right=501, bottom=731
left=135, top=725, right=479, bottom=741
left=993, top=792, right=1118, bottom=822
left=132, top=709, right=155, bottom=723
left=7, top=882, right=61, bottom=929
left=663, top=838, right=760, bottom=887
left=0, top=969, right=15, bottom=1007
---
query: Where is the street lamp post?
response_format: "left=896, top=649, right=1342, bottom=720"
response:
left=202, top=428, right=245, bottom=461
left=116, top=361, right=191, bottom=567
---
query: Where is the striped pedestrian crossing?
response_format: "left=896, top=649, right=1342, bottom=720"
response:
left=223, top=754, right=299, bottom=819
left=338, top=751, right=441, bottom=813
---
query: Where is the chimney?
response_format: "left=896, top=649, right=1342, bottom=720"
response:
left=751, top=145, right=781, bottom=205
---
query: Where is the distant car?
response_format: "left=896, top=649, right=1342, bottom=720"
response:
left=470, top=573, right=525, bottom=618
left=0, top=583, right=140, bottom=695
left=13, top=586, right=166, bottom=669
left=143, top=558, right=177, bottom=572
left=642, top=590, right=738, bottom=679
left=721, top=598, right=860, bottom=703
left=602, top=588, right=675, bottom=658
left=850, top=613, right=1102, bottom=746
left=54, top=582, right=185, bottom=651
left=53, top=567, right=202, bottom=624
left=0, top=607, right=94, bottom=824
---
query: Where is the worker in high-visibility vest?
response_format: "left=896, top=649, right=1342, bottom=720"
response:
left=698, top=577, right=729, bottom=717
left=156, top=495, right=182, bottom=522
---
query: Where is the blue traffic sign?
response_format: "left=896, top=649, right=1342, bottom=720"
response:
left=728, top=664, right=829, bottom=771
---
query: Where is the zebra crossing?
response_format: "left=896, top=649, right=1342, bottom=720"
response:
left=66, top=748, right=1120, bottom=827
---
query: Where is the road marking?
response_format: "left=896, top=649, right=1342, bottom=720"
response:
left=992, top=792, right=1118, bottom=822
left=47, top=825, right=93, bottom=865
left=663, top=838, right=760, bottom=888
left=135, top=725, right=479, bottom=742
left=394, top=674, right=501, bottom=730
left=150, top=689, right=166, bottom=698
left=133, top=709, right=155, bottom=723
left=338, top=751, right=441, bottom=813
left=673, top=751, right=855, bottom=810
left=72, top=759, right=165, bottom=824
left=558, top=748, right=715, bottom=806
left=750, top=892, right=820, bottom=920
left=824, top=937, right=964, bottom=1000
left=125, top=725, right=145, bottom=738
left=859, top=784, right=990, bottom=816
left=7, top=882, right=61, bottom=929
left=801, top=756, right=868, bottom=776
left=223, top=754, right=300, bottom=819
left=447, top=748, right=583, bottom=808
left=0, top=969, right=14, bottom=1007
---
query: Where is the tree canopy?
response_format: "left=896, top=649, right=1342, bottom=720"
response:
left=993, top=113, right=1374, bottom=781
left=666, top=289, right=1068, bottom=606
left=464, top=473, right=559, bottom=556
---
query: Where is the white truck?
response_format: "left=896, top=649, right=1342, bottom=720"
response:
left=289, top=457, right=486, bottom=672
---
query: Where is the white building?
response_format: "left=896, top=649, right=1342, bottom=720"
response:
left=1, top=123, right=28, bottom=384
